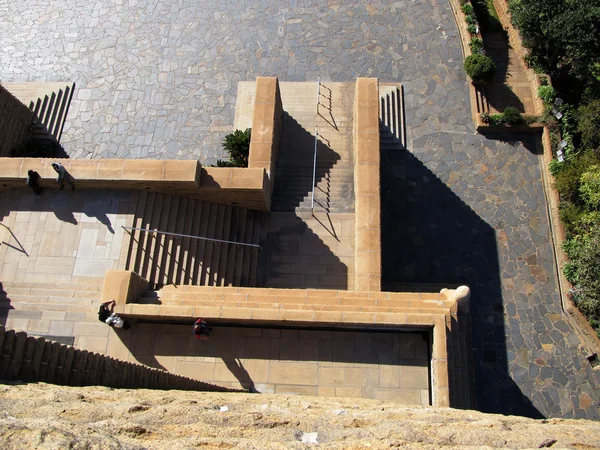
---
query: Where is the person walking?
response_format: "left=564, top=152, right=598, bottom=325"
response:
left=51, top=162, right=75, bottom=191
left=98, top=299, right=129, bottom=329
left=26, top=170, right=43, bottom=195
left=193, top=318, right=212, bottom=340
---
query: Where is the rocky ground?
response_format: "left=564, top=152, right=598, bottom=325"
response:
left=1, top=383, right=599, bottom=449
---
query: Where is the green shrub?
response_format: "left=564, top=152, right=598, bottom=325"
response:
left=523, top=114, right=540, bottom=125
left=464, top=54, right=496, bottom=82
left=469, top=37, right=484, bottom=54
left=578, top=99, right=600, bottom=153
left=502, top=106, right=523, bottom=124
left=537, top=85, right=556, bottom=105
left=467, top=24, right=478, bottom=34
left=465, top=13, right=477, bottom=25
left=549, top=159, right=562, bottom=176
left=461, top=3, right=474, bottom=14
left=213, top=128, right=251, bottom=168
left=554, top=152, right=600, bottom=204
left=559, top=201, right=584, bottom=236
left=580, top=165, right=600, bottom=208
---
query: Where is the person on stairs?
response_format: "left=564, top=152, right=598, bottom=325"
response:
left=98, top=300, right=129, bottom=329
left=193, top=318, right=212, bottom=340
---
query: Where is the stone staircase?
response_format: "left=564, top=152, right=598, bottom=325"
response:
left=2, top=82, right=75, bottom=142
left=271, top=163, right=354, bottom=213
left=379, top=84, right=406, bottom=149
left=0, top=280, right=104, bottom=340
left=124, top=192, right=268, bottom=288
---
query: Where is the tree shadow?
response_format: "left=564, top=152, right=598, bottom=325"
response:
left=380, top=149, right=543, bottom=418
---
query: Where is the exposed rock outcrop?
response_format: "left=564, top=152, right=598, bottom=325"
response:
left=0, top=383, right=599, bottom=449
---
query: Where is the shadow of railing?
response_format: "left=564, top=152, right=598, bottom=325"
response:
left=381, top=148, right=543, bottom=418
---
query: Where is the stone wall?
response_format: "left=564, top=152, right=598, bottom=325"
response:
left=248, top=77, right=283, bottom=199
left=0, top=325, right=235, bottom=391
left=0, top=158, right=271, bottom=211
left=0, top=85, right=34, bottom=157
left=354, top=78, right=381, bottom=292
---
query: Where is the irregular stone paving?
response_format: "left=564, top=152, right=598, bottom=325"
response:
left=1, top=0, right=598, bottom=418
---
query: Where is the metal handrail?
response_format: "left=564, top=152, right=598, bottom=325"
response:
left=311, top=125, right=319, bottom=213
left=316, top=75, right=321, bottom=114
left=121, top=226, right=261, bottom=250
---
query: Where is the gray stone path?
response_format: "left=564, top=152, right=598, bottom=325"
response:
left=1, top=0, right=598, bottom=418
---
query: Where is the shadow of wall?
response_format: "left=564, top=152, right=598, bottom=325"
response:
left=380, top=149, right=543, bottom=418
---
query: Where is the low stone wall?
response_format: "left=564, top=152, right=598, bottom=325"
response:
left=0, top=325, right=235, bottom=391
left=354, top=78, right=381, bottom=292
left=248, top=77, right=283, bottom=199
left=101, top=270, right=149, bottom=305
left=0, top=158, right=271, bottom=211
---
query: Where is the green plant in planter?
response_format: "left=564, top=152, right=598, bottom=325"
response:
left=502, top=107, right=523, bottom=125
left=461, top=3, right=474, bottom=14
left=467, top=24, right=478, bottom=34
left=469, top=37, right=484, bottom=54
left=464, top=54, right=496, bottom=82
left=537, top=85, right=556, bottom=105
left=465, top=13, right=477, bottom=25
left=214, top=128, right=252, bottom=167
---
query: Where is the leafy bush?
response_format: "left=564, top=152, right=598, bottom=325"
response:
left=467, top=24, right=478, bottom=35
left=461, top=3, right=474, bottom=14
left=578, top=99, right=600, bottom=153
left=537, top=85, right=556, bottom=105
left=465, top=13, right=477, bottom=25
left=549, top=158, right=562, bottom=176
left=559, top=201, right=584, bottom=236
left=464, top=54, right=496, bottom=82
left=580, top=165, right=600, bottom=208
left=502, top=106, right=523, bottom=124
left=469, top=37, right=484, bottom=54
left=214, top=128, right=251, bottom=168
left=523, top=114, right=540, bottom=125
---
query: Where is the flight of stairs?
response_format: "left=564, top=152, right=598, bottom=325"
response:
left=28, top=83, right=75, bottom=142
left=271, top=163, right=354, bottom=213
left=124, top=192, right=268, bottom=288
left=379, top=84, right=406, bottom=150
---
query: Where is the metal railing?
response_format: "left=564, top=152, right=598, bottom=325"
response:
left=316, top=75, right=321, bottom=115
left=121, top=226, right=261, bottom=250
left=311, top=125, right=319, bottom=214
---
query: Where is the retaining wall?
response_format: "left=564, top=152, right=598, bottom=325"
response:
left=0, top=325, right=235, bottom=391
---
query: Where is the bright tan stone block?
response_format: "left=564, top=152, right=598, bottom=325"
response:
left=356, top=250, right=381, bottom=275
left=254, top=77, right=279, bottom=104
left=356, top=228, right=381, bottom=252
left=0, top=158, right=25, bottom=178
left=96, top=159, right=125, bottom=179
left=19, top=158, right=46, bottom=178
left=433, top=359, right=449, bottom=389
left=269, top=361, right=318, bottom=385
left=163, top=160, right=199, bottom=182
left=230, top=168, right=266, bottom=189
left=199, top=168, right=232, bottom=188
left=248, top=142, right=273, bottom=167
left=356, top=78, right=379, bottom=105
left=355, top=195, right=380, bottom=229
left=122, top=160, right=164, bottom=180
left=158, top=305, right=194, bottom=317
left=251, top=309, right=280, bottom=321
left=344, top=367, right=368, bottom=387
left=319, top=367, right=344, bottom=386
left=343, top=311, right=375, bottom=324
left=279, top=309, right=315, bottom=322
left=355, top=163, right=380, bottom=195
left=398, top=365, right=429, bottom=389
left=435, top=387, right=450, bottom=407
left=221, top=307, right=252, bottom=320
left=315, top=311, right=344, bottom=323
left=101, top=270, right=132, bottom=305
left=317, top=386, right=337, bottom=397
left=356, top=103, right=380, bottom=129
left=335, top=386, right=362, bottom=398
left=374, top=312, right=408, bottom=325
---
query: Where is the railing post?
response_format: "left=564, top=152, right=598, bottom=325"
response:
left=311, top=126, right=319, bottom=214
left=316, top=75, right=321, bottom=115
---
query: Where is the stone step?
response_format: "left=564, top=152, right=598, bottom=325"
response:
left=1, top=280, right=104, bottom=292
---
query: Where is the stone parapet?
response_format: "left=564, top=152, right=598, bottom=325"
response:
left=353, top=78, right=381, bottom=292
left=0, top=158, right=271, bottom=211
left=248, top=77, right=283, bottom=197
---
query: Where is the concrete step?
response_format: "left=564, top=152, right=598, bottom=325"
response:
left=1, top=280, right=104, bottom=292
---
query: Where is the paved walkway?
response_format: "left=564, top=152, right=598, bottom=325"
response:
left=1, top=0, right=599, bottom=418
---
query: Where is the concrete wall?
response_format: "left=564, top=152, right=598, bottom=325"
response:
left=248, top=77, right=283, bottom=199
left=353, top=78, right=382, bottom=292
left=0, top=325, right=236, bottom=391
left=0, top=85, right=34, bottom=157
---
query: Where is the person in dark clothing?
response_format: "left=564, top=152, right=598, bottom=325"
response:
left=26, top=170, right=43, bottom=195
left=193, top=318, right=212, bottom=340
left=98, top=300, right=116, bottom=322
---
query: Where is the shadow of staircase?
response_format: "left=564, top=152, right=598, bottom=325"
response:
left=124, top=192, right=268, bottom=289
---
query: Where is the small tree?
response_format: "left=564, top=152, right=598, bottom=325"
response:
left=464, top=54, right=496, bottom=82
left=502, top=106, right=523, bottom=125
left=578, top=99, right=600, bottom=153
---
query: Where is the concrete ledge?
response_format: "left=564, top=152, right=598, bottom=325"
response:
left=101, top=270, right=148, bottom=306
